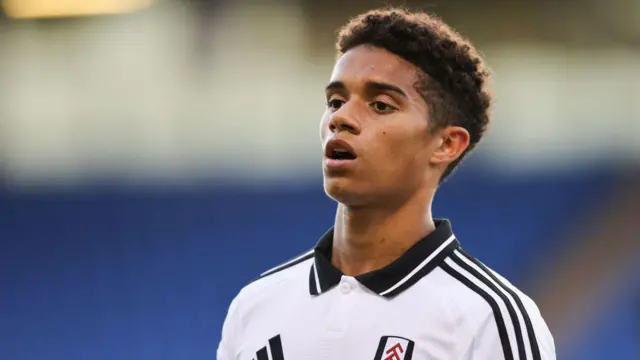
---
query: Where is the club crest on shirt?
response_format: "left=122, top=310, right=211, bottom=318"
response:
left=373, top=336, right=415, bottom=360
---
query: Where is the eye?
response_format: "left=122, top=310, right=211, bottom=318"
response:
left=327, top=98, right=345, bottom=111
left=371, top=101, right=396, bottom=113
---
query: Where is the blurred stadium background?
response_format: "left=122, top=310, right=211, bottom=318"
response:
left=0, top=0, right=638, bottom=359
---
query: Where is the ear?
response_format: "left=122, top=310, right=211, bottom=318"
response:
left=429, top=126, right=471, bottom=166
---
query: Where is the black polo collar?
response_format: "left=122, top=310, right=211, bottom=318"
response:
left=309, top=219, right=460, bottom=298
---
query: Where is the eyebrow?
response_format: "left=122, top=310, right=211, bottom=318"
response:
left=325, top=80, right=408, bottom=99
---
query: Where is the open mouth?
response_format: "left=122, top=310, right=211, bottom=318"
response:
left=325, top=139, right=357, bottom=161
left=328, top=148, right=356, bottom=160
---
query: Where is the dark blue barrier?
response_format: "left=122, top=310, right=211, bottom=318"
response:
left=0, top=168, right=626, bottom=360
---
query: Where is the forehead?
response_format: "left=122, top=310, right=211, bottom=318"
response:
left=330, top=45, right=421, bottom=90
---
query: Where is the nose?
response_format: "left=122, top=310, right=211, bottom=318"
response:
left=328, top=103, right=361, bottom=135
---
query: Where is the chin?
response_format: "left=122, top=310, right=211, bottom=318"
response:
left=323, top=177, right=367, bottom=206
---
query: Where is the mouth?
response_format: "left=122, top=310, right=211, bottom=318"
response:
left=324, top=139, right=357, bottom=161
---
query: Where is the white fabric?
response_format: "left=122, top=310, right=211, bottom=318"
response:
left=217, top=256, right=555, bottom=360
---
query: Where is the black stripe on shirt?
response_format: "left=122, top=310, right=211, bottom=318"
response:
left=440, top=262, right=514, bottom=360
left=269, top=335, right=285, bottom=360
left=458, top=250, right=541, bottom=360
left=256, top=346, right=269, bottom=360
left=450, top=252, right=526, bottom=359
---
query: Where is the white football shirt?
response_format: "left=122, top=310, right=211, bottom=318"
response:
left=217, top=220, right=556, bottom=360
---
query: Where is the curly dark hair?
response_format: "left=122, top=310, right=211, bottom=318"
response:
left=336, top=8, right=493, bottom=183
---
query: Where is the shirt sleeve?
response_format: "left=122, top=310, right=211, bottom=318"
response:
left=463, top=296, right=556, bottom=360
left=522, top=296, right=556, bottom=360
left=217, top=296, right=241, bottom=360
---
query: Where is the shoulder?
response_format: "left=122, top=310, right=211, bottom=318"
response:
left=218, top=250, right=315, bottom=358
left=427, top=248, right=556, bottom=359
left=228, top=249, right=315, bottom=315
left=253, top=249, right=316, bottom=283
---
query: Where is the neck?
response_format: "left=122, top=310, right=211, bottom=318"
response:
left=331, top=188, right=436, bottom=277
